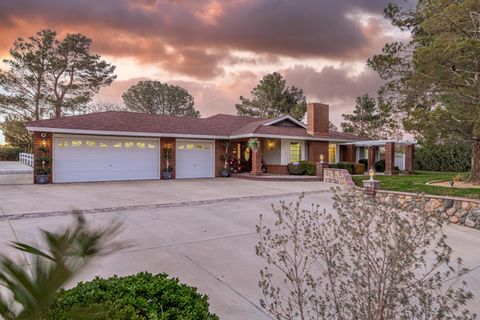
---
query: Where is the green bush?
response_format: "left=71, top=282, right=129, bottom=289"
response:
left=415, top=143, right=471, bottom=172
left=0, top=147, right=22, bottom=161
left=375, top=160, right=385, bottom=172
left=328, top=163, right=339, bottom=169
left=337, top=162, right=355, bottom=174
left=354, top=163, right=366, bottom=175
left=42, top=272, right=219, bottom=320
left=359, top=158, right=368, bottom=168
left=288, top=161, right=316, bottom=175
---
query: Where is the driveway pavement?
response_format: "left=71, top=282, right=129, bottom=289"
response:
left=0, top=179, right=479, bottom=319
left=0, top=161, right=33, bottom=185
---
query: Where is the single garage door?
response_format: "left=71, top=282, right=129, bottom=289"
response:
left=54, top=135, right=160, bottom=183
left=176, top=140, right=214, bottom=179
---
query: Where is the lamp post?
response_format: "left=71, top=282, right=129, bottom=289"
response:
left=319, top=154, right=325, bottom=163
left=363, top=168, right=380, bottom=196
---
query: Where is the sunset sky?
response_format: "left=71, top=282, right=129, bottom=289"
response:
left=0, top=0, right=411, bottom=130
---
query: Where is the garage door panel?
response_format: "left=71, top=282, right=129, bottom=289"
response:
left=176, top=141, right=214, bottom=179
left=54, top=135, right=160, bottom=183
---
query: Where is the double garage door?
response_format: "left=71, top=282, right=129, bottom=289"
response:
left=53, top=135, right=214, bottom=183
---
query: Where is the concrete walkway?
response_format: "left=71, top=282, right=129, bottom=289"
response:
left=0, top=179, right=479, bottom=318
left=0, top=161, right=33, bottom=185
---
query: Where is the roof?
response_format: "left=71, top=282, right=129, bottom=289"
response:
left=26, top=111, right=360, bottom=142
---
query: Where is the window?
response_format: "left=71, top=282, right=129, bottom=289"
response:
left=57, top=141, right=68, bottom=148
left=186, top=144, right=194, bottom=150
left=99, top=142, right=109, bottom=148
left=290, top=142, right=301, bottom=162
left=86, top=141, right=96, bottom=148
left=177, top=144, right=185, bottom=150
left=328, top=144, right=337, bottom=163
left=113, top=142, right=122, bottom=148
left=71, top=140, right=82, bottom=147
left=204, top=145, right=211, bottom=151
left=148, top=143, right=156, bottom=149
left=124, top=142, right=134, bottom=148
left=195, top=144, right=203, bottom=150
left=137, top=142, right=146, bottom=148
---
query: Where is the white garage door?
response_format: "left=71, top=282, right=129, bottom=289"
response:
left=176, top=140, right=214, bottom=179
left=54, top=135, right=160, bottom=183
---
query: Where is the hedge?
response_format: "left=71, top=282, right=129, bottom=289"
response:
left=415, top=143, right=471, bottom=172
left=42, top=272, right=219, bottom=320
left=0, top=147, right=22, bottom=161
left=287, top=161, right=316, bottom=175
left=328, top=162, right=365, bottom=175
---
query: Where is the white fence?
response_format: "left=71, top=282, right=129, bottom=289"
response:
left=19, top=153, right=34, bottom=167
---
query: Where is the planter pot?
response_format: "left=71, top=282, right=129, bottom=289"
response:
left=220, top=169, right=231, bottom=177
left=35, top=175, right=49, bottom=184
left=162, top=171, right=173, bottom=180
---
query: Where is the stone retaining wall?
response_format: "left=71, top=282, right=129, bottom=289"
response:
left=323, top=168, right=355, bottom=187
left=323, top=168, right=480, bottom=230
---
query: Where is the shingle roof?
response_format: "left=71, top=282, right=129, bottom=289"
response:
left=26, top=111, right=360, bottom=141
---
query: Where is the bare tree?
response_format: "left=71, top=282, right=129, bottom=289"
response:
left=256, top=189, right=476, bottom=320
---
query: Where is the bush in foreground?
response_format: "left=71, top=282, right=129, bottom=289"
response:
left=256, top=189, right=476, bottom=320
left=287, top=161, right=316, bottom=175
left=42, top=272, right=219, bottom=320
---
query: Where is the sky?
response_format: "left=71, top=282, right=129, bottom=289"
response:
left=0, top=0, right=412, bottom=144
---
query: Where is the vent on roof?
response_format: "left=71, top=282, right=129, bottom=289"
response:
left=272, top=119, right=299, bottom=127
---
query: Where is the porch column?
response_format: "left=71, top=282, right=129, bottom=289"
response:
left=405, top=144, right=415, bottom=173
left=367, top=146, right=376, bottom=171
left=385, top=142, right=395, bottom=175
left=346, top=144, right=356, bottom=162
left=251, top=140, right=263, bottom=176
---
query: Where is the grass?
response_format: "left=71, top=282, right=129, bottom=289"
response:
left=351, top=171, right=480, bottom=199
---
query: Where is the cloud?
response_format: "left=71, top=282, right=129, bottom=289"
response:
left=0, top=0, right=407, bottom=79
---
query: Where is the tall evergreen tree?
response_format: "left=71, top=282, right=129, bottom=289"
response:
left=369, top=0, right=480, bottom=182
left=235, top=72, right=306, bottom=120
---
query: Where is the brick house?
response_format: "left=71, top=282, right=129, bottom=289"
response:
left=26, top=102, right=411, bottom=183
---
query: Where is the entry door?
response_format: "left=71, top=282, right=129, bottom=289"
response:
left=176, top=140, right=214, bottom=179
left=54, top=135, right=160, bottom=183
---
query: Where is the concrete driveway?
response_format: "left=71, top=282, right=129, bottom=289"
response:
left=0, top=179, right=480, bottom=319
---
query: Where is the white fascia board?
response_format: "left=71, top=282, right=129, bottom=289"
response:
left=262, top=116, right=307, bottom=129
left=26, top=127, right=229, bottom=140
left=229, top=133, right=352, bottom=142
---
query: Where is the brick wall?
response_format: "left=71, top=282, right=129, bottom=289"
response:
left=266, top=165, right=288, bottom=174
left=215, top=140, right=231, bottom=177
left=307, top=103, right=329, bottom=136
left=308, top=141, right=329, bottom=164
left=385, top=142, right=395, bottom=175
left=405, top=144, right=415, bottom=173
left=160, top=138, right=176, bottom=179
left=33, top=132, right=53, bottom=183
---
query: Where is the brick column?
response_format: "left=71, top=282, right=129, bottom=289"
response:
left=251, top=140, right=263, bottom=176
left=160, top=138, right=176, bottom=179
left=316, top=162, right=328, bottom=180
left=385, top=142, right=395, bottom=175
left=346, top=145, right=356, bottom=162
left=405, top=144, right=415, bottom=173
left=33, top=132, right=53, bottom=184
left=367, top=146, right=376, bottom=171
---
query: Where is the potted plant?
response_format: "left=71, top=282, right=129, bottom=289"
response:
left=220, top=140, right=231, bottom=177
left=35, top=146, right=50, bottom=184
left=162, top=145, right=174, bottom=180
left=247, top=138, right=260, bottom=151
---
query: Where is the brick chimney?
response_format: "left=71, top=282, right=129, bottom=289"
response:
left=307, top=103, right=329, bottom=136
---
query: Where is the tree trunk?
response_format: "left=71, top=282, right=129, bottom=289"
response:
left=470, top=125, right=480, bottom=184
left=55, top=102, right=62, bottom=118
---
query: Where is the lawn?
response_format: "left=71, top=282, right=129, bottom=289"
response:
left=351, top=171, right=480, bottom=199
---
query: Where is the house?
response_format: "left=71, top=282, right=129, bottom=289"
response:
left=26, top=103, right=414, bottom=183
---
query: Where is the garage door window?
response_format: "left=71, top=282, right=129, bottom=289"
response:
left=86, top=141, right=96, bottom=147
left=57, top=141, right=68, bottom=148
left=72, top=140, right=82, bottom=147
left=137, top=142, right=145, bottom=148
left=99, top=142, right=109, bottom=148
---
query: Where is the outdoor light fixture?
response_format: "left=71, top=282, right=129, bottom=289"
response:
left=267, top=141, right=275, bottom=149
left=369, top=168, right=376, bottom=181
left=41, top=139, right=47, bottom=147
left=319, top=154, right=324, bottom=163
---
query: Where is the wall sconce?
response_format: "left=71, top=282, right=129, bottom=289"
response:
left=267, top=141, right=275, bottom=149
left=165, top=143, right=171, bottom=149
left=41, top=139, right=47, bottom=147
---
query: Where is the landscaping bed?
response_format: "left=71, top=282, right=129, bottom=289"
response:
left=352, top=171, right=480, bottom=199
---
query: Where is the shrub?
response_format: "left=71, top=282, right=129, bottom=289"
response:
left=287, top=161, right=316, bottom=175
left=337, top=162, right=355, bottom=174
left=42, top=272, right=218, bottom=320
left=375, top=159, right=385, bottom=172
left=328, top=163, right=339, bottom=169
left=0, top=147, right=22, bottom=161
left=354, top=163, right=365, bottom=175
left=359, top=158, right=368, bottom=168
left=415, top=143, right=471, bottom=172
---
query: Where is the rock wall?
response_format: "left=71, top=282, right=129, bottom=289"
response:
left=323, top=168, right=355, bottom=187
left=372, top=190, right=480, bottom=230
